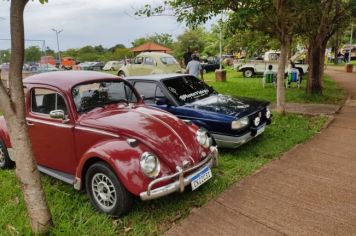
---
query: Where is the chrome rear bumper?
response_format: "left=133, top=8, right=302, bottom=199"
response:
left=140, top=146, right=218, bottom=201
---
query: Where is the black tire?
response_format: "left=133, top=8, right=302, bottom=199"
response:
left=118, top=71, right=125, bottom=77
left=85, top=162, right=132, bottom=216
left=0, top=140, right=15, bottom=169
left=242, top=68, right=254, bottom=78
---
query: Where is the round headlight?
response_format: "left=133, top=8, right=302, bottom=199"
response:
left=231, top=117, right=249, bottom=129
left=196, top=129, right=211, bottom=148
left=253, top=117, right=261, bottom=126
left=140, top=152, right=160, bottom=178
left=266, top=108, right=271, bottom=119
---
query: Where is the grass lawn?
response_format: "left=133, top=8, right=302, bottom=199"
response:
left=0, top=114, right=327, bottom=235
left=203, top=67, right=346, bottom=105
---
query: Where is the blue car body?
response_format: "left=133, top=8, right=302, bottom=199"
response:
left=127, top=74, right=272, bottom=148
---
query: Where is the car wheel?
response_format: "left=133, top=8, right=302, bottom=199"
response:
left=0, top=140, right=14, bottom=169
left=85, top=162, right=132, bottom=216
left=118, top=71, right=125, bottom=77
left=243, top=69, right=254, bottom=78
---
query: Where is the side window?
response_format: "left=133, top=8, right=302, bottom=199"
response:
left=155, top=85, right=165, bottom=98
left=144, top=57, right=155, bottom=65
left=134, top=57, right=143, bottom=64
left=134, top=82, right=159, bottom=104
left=31, top=88, right=68, bottom=115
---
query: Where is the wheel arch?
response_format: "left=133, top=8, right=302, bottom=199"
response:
left=75, top=139, right=149, bottom=196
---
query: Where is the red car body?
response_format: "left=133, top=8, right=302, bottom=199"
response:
left=0, top=71, right=218, bottom=216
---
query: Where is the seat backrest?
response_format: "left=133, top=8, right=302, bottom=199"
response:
left=265, top=73, right=275, bottom=83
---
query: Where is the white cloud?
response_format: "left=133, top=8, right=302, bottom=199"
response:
left=0, top=0, right=191, bottom=50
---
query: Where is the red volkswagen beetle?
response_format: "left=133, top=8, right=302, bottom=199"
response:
left=0, top=71, right=218, bottom=216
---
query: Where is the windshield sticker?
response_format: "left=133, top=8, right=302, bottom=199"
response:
left=168, top=87, right=178, bottom=95
left=179, top=89, right=210, bottom=101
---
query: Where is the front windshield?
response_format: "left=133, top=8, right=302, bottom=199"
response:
left=163, top=76, right=216, bottom=104
left=72, top=80, right=138, bottom=112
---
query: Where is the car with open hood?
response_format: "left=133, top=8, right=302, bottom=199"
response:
left=117, top=52, right=183, bottom=77
left=127, top=74, right=272, bottom=148
left=0, top=71, right=218, bottom=216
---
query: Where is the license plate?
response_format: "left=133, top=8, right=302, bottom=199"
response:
left=256, top=124, right=266, bottom=136
left=191, top=167, right=212, bottom=191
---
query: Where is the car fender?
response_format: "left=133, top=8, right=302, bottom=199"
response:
left=0, top=117, right=11, bottom=148
left=76, top=139, right=169, bottom=196
left=118, top=67, right=130, bottom=76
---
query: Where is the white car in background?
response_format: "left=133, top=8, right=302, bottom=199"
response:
left=103, top=61, right=123, bottom=71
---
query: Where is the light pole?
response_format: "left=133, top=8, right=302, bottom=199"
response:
left=349, top=23, right=353, bottom=63
left=52, top=28, right=63, bottom=66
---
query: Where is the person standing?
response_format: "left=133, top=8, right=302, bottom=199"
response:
left=186, top=54, right=204, bottom=80
left=183, top=47, right=192, bottom=67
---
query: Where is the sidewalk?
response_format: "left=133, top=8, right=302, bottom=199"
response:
left=165, top=68, right=356, bottom=236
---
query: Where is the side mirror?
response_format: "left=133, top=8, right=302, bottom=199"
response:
left=49, top=110, right=65, bottom=119
left=155, top=97, right=168, bottom=105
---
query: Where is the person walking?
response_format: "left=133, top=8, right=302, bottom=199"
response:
left=186, top=54, right=204, bottom=80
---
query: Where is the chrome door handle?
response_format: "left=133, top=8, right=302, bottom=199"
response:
left=26, top=121, right=35, bottom=126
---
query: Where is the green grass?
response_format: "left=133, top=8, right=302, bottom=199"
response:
left=0, top=114, right=327, bottom=235
left=204, top=67, right=346, bottom=105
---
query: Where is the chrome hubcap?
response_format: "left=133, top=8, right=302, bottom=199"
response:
left=92, top=173, right=116, bottom=210
left=0, top=145, right=5, bottom=167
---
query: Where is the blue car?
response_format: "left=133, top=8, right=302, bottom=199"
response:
left=127, top=74, right=272, bottom=148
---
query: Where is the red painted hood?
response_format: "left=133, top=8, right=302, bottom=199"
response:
left=78, top=105, right=203, bottom=170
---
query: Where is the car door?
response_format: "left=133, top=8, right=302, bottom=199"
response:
left=142, top=57, right=157, bottom=74
left=27, top=87, right=77, bottom=175
left=130, top=57, right=146, bottom=75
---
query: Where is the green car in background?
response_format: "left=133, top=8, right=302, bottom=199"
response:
left=117, top=52, right=183, bottom=77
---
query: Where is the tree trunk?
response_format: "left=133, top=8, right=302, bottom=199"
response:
left=307, top=38, right=327, bottom=94
left=0, top=0, right=53, bottom=233
left=276, top=37, right=290, bottom=113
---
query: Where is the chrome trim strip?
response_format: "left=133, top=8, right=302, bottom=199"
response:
left=75, top=126, right=119, bottom=138
left=38, top=165, right=75, bottom=185
left=26, top=117, right=73, bottom=129
left=140, top=146, right=218, bottom=201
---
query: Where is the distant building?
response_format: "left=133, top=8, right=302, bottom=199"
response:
left=131, top=42, right=171, bottom=55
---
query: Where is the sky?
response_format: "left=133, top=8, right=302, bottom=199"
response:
left=0, top=0, right=199, bottom=51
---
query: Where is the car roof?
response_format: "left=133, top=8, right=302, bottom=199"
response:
left=126, top=73, right=187, bottom=81
left=24, top=71, right=120, bottom=91
left=137, top=52, right=174, bottom=57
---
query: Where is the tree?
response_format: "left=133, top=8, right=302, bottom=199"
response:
left=137, top=0, right=302, bottom=113
left=0, top=0, right=53, bottom=234
left=24, top=46, right=41, bottom=62
left=300, top=0, right=353, bottom=94
left=131, top=33, right=174, bottom=48
left=173, top=28, right=207, bottom=59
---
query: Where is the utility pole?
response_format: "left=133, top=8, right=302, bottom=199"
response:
left=52, top=28, right=63, bottom=66
left=349, top=23, right=353, bottom=63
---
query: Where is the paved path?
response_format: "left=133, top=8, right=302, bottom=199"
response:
left=165, top=68, right=356, bottom=236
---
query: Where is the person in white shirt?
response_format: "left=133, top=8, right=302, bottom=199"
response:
left=186, top=54, right=204, bottom=80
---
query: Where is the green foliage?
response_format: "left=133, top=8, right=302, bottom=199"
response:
left=24, top=46, right=41, bottom=62
left=131, top=33, right=174, bottom=48
left=173, top=27, right=207, bottom=59
left=0, top=50, right=11, bottom=63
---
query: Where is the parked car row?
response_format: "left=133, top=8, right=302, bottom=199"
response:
left=0, top=53, right=272, bottom=217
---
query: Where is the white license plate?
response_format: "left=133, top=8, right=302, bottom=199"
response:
left=191, top=167, right=212, bottom=191
left=256, top=124, right=266, bottom=136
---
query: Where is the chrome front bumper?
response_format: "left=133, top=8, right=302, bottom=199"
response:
left=212, top=123, right=267, bottom=149
left=140, top=146, right=218, bottom=201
